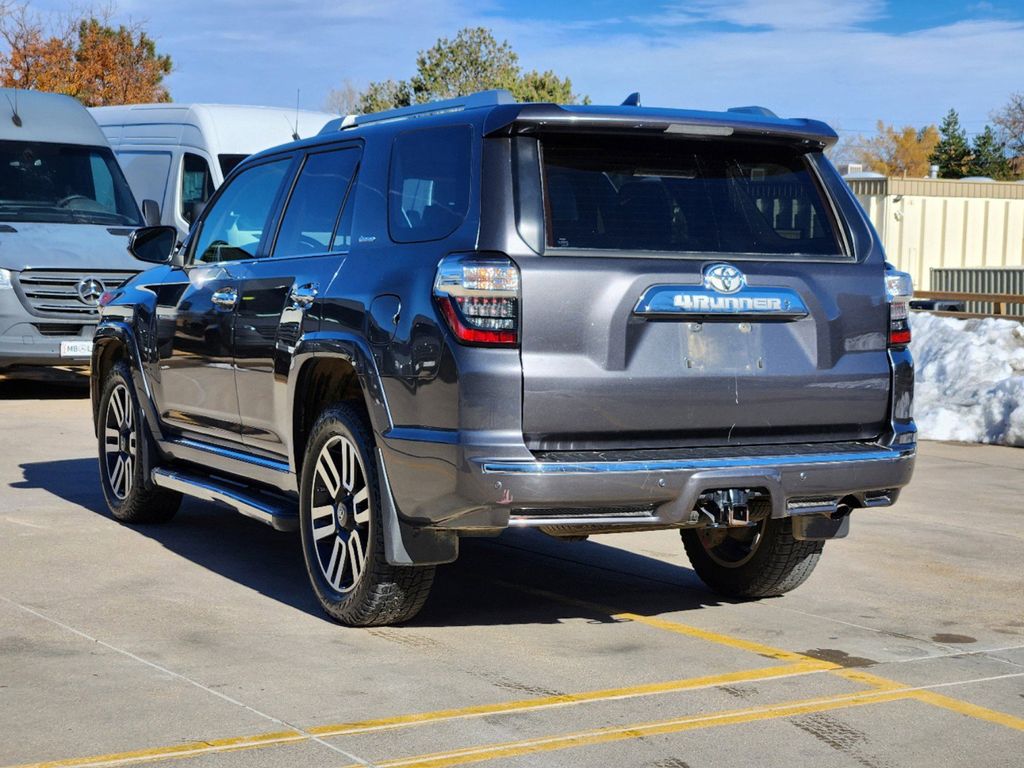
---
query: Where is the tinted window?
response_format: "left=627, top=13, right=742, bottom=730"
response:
left=273, top=147, right=359, bottom=257
left=541, top=136, right=841, bottom=256
left=219, top=154, right=248, bottom=177
left=0, top=140, right=141, bottom=225
left=181, top=153, right=215, bottom=223
left=389, top=126, right=471, bottom=243
left=192, top=158, right=290, bottom=264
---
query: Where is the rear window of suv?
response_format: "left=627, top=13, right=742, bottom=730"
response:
left=389, top=125, right=472, bottom=243
left=540, top=135, right=843, bottom=257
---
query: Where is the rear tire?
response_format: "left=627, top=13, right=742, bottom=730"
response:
left=97, top=362, right=181, bottom=524
left=681, top=514, right=823, bottom=599
left=299, top=403, right=434, bottom=626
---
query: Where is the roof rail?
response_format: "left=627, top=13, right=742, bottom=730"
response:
left=727, top=105, right=778, bottom=118
left=318, top=89, right=516, bottom=134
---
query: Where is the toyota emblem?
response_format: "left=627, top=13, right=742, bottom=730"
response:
left=76, top=277, right=106, bottom=306
left=702, top=263, right=746, bottom=295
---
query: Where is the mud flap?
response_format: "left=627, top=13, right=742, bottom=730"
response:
left=791, top=513, right=850, bottom=541
left=376, top=449, right=459, bottom=566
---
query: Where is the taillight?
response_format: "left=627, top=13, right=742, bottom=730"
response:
left=885, top=268, right=913, bottom=347
left=433, top=253, right=520, bottom=347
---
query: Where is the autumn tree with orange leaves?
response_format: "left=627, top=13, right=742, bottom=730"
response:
left=0, top=3, right=172, bottom=106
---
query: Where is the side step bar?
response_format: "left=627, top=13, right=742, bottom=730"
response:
left=151, top=468, right=298, bottom=532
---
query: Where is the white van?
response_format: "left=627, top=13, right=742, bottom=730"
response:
left=0, top=88, right=144, bottom=370
left=90, top=103, right=338, bottom=238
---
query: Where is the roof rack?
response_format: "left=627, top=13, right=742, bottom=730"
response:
left=727, top=105, right=778, bottom=118
left=318, top=89, right=516, bottom=134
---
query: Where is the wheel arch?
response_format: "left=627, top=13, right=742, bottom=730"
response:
left=289, top=335, right=393, bottom=478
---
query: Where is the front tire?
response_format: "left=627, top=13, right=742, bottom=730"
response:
left=299, top=403, right=435, bottom=626
left=681, top=515, right=823, bottom=599
left=97, top=362, right=181, bottom=524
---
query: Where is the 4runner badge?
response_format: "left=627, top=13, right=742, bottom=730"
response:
left=632, top=266, right=809, bottom=320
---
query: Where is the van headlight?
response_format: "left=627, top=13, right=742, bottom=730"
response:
left=0, top=269, right=11, bottom=290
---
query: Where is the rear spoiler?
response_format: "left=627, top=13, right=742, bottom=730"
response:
left=481, top=104, right=838, bottom=148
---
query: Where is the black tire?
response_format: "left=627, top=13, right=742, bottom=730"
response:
left=299, top=403, right=434, bottom=626
left=681, top=514, right=823, bottom=599
left=97, top=362, right=181, bottom=524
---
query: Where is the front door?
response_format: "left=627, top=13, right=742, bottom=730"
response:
left=154, top=155, right=293, bottom=444
left=233, top=144, right=362, bottom=458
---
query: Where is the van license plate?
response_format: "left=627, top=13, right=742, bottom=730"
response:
left=60, top=341, right=93, bottom=358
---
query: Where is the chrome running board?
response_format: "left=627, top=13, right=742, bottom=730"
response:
left=151, top=468, right=298, bottom=532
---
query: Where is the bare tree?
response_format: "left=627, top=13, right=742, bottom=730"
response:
left=992, top=92, right=1024, bottom=157
left=323, top=78, right=359, bottom=115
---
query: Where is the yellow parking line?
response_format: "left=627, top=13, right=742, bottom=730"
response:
left=495, top=581, right=829, bottom=665
left=4, top=661, right=825, bottom=768
left=347, top=687, right=915, bottom=768
left=614, top=611, right=833, bottom=665
left=501, top=580, right=1024, bottom=734
left=910, top=690, right=1024, bottom=732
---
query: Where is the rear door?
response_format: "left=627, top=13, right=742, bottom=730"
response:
left=517, top=133, right=890, bottom=450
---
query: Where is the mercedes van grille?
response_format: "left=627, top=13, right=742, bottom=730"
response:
left=15, top=269, right=137, bottom=317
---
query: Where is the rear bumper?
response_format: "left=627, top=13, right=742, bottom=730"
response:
left=378, top=431, right=916, bottom=531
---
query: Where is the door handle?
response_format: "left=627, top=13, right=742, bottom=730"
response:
left=211, top=287, right=238, bottom=309
left=289, top=283, right=319, bottom=310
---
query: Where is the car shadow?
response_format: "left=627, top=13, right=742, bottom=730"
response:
left=0, top=373, right=90, bottom=399
left=15, top=457, right=723, bottom=626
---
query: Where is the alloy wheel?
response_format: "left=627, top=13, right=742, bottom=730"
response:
left=309, top=435, right=371, bottom=593
left=103, top=383, right=137, bottom=500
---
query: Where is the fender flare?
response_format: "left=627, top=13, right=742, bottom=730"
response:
left=289, top=333, right=458, bottom=567
left=92, top=322, right=166, bottom=490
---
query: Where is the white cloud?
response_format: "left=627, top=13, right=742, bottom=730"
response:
left=19, top=0, right=1024, bottom=131
left=633, top=0, right=888, bottom=31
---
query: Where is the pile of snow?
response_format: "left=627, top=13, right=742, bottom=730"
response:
left=911, top=312, right=1024, bottom=446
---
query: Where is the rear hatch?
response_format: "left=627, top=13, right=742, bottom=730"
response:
left=515, top=132, right=889, bottom=451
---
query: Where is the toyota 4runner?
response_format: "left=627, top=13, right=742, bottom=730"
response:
left=91, top=91, right=916, bottom=626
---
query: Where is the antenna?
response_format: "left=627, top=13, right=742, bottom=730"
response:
left=291, top=89, right=301, bottom=141
left=5, top=91, right=22, bottom=127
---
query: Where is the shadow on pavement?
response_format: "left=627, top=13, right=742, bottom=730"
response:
left=15, top=456, right=720, bottom=626
left=0, top=371, right=90, bottom=399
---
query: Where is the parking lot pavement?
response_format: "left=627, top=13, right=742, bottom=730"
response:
left=0, top=377, right=1022, bottom=768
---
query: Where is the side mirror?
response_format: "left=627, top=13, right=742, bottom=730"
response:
left=129, top=226, right=178, bottom=265
left=142, top=199, right=161, bottom=227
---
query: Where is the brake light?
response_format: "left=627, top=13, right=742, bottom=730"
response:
left=434, top=254, right=520, bottom=347
left=885, top=268, right=913, bottom=347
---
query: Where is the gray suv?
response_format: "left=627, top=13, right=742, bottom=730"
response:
left=91, top=91, right=915, bottom=626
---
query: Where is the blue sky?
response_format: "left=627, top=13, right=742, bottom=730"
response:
left=30, top=0, right=1024, bottom=136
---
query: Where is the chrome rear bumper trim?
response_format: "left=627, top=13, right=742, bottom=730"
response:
left=481, top=447, right=914, bottom=475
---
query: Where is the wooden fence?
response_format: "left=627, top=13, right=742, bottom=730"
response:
left=911, top=290, right=1024, bottom=321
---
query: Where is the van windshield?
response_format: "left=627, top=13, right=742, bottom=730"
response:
left=0, top=140, right=142, bottom=226
left=540, top=135, right=842, bottom=257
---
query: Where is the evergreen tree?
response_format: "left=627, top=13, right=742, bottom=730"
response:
left=352, top=27, right=587, bottom=113
left=930, top=109, right=971, bottom=178
left=967, top=126, right=1012, bottom=180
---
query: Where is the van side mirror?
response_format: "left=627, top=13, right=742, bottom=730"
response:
left=129, top=226, right=178, bottom=265
left=142, top=199, right=161, bottom=227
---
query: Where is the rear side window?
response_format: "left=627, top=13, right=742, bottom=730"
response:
left=389, top=125, right=472, bottom=243
left=273, top=147, right=360, bottom=257
left=541, top=136, right=842, bottom=257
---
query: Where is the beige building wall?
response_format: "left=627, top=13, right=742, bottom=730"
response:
left=846, top=178, right=1024, bottom=290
